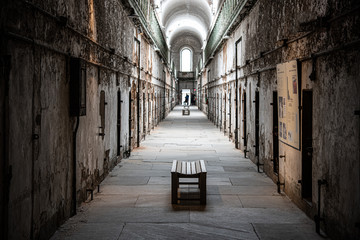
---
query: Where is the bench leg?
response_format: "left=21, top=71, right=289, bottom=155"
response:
left=171, top=173, right=178, bottom=204
left=200, top=173, right=206, bottom=205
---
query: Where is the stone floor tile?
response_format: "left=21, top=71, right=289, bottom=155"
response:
left=119, top=223, right=258, bottom=240
left=239, top=195, right=295, bottom=208
left=230, top=177, right=274, bottom=186
left=51, top=223, right=124, bottom=240
left=252, top=223, right=325, bottom=240
left=51, top=106, right=321, bottom=240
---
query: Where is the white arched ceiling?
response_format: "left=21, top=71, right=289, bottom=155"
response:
left=166, top=18, right=205, bottom=46
left=154, top=0, right=215, bottom=49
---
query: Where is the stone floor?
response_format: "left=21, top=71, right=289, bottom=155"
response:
left=51, top=106, right=325, bottom=240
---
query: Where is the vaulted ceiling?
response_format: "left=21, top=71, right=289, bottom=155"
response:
left=154, top=0, right=220, bottom=50
left=153, top=0, right=221, bottom=71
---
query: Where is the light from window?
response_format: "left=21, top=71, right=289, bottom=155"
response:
left=181, top=48, right=191, bottom=72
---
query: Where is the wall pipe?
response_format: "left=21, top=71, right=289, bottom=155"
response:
left=235, top=38, right=241, bottom=149
left=163, top=71, right=166, bottom=120
left=277, top=154, right=286, bottom=193
left=356, top=109, right=360, bottom=230
left=315, top=179, right=328, bottom=234
left=136, top=39, right=141, bottom=148
left=1, top=55, right=11, bottom=240
left=72, top=115, right=79, bottom=216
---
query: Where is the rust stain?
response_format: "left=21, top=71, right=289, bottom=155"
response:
left=88, top=0, right=96, bottom=41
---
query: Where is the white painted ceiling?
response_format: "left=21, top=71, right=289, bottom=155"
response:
left=154, top=0, right=220, bottom=49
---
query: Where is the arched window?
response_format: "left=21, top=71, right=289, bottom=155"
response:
left=180, top=48, right=192, bottom=72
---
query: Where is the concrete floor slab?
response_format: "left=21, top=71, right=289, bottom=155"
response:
left=207, top=177, right=232, bottom=185
left=223, top=166, right=258, bottom=172
left=205, top=194, right=243, bottom=207
left=135, top=194, right=171, bottom=207
left=148, top=176, right=171, bottom=185
left=102, top=176, right=150, bottom=185
left=52, top=223, right=124, bottom=240
left=207, top=185, right=277, bottom=196
left=190, top=207, right=310, bottom=225
left=85, top=206, right=190, bottom=223
left=99, top=184, right=170, bottom=195
left=230, top=177, right=275, bottom=186
left=51, top=106, right=321, bottom=239
left=90, top=194, right=139, bottom=207
left=105, top=169, right=170, bottom=177
left=119, top=223, right=259, bottom=240
left=253, top=223, right=324, bottom=240
left=239, top=195, right=295, bottom=208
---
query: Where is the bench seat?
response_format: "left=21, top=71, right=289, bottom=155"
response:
left=182, top=108, right=190, bottom=115
left=171, top=160, right=206, bottom=204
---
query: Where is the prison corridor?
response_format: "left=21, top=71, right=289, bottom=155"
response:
left=51, top=106, right=322, bottom=240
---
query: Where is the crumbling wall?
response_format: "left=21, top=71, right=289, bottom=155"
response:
left=201, top=0, right=360, bottom=239
left=2, top=0, right=175, bottom=239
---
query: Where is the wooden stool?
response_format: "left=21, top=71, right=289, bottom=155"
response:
left=171, top=160, right=207, bottom=204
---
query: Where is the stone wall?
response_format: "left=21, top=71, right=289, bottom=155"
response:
left=200, top=0, right=360, bottom=239
left=1, top=0, right=175, bottom=239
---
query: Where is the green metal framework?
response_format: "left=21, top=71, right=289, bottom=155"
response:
left=131, top=0, right=169, bottom=62
left=204, top=0, right=248, bottom=63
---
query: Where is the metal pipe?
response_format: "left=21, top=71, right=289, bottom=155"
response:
left=72, top=115, right=80, bottom=216
left=244, top=149, right=249, bottom=158
left=277, top=155, right=286, bottom=193
left=1, top=55, right=11, bottom=239
left=137, top=47, right=141, bottom=148
left=128, top=92, right=132, bottom=155
left=86, top=189, right=93, bottom=201
left=277, top=179, right=285, bottom=194
left=315, top=179, right=327, bottom=234
left=163, top=71, right=166, bottom=120
left=256, top=155, right=264, bottom=173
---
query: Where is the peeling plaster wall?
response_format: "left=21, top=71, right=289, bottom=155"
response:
left=200, top=0, right=360, bottom=239
left=2, top=0, right=175, bottom=239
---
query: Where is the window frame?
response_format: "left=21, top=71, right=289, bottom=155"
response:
left=180, top=47, right=193, bottom=72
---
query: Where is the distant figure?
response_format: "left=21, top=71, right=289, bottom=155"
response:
left=184, top=94, right=189, bottom=106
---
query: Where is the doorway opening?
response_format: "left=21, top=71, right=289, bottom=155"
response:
left=224, top=93, right=227, bottom=134
left=272, top=91, right=279, bottom=174
left=302, top=90, right=313, bottom=202
left=242, top=90, right=247, bottom=147
left=117, top=90, right=121, bottom=156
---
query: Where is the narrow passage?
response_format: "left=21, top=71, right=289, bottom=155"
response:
left=52, top=106, right=322, bottom=240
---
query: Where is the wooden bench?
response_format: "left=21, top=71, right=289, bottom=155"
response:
left=182, top=106, right=190, bottom=115
left=171, top=160, right=207, bottom=204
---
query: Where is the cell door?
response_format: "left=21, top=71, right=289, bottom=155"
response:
left=302, top=90, right=313, bottom=201
left=128, top=91, right=132, bottom=152
left=224, top=93, right=227, bottom=133
left=215, top=94, right=218, bottom=127
left=117, top=90, right=121, bottom=156
left=219, top=93, right=222, bottom=130
left=148, top=93, right=151, bottom=133
left=273, top=91, right=279, bottom=174
left=143, top=92, right=146, bottom=139
left=237, top=88, right=242, bottom=149
left=255, top=91, right=259, bottom=156
left=242, top=90, right=247, bottom=147
left=154, top=93, right=157, bottom=126
left=229, top=92, right=232, bottom=139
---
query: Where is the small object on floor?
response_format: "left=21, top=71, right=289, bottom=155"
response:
left=171, top=160, right=207, bottom=204
left=182, top=106, right=190, bottom=115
